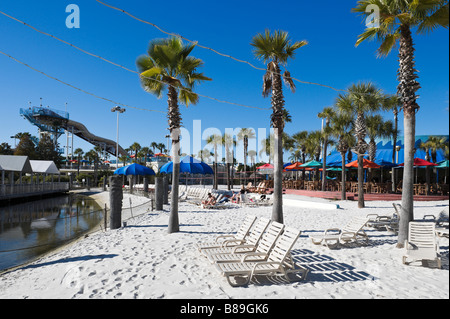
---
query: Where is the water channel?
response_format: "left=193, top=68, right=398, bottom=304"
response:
left=0, top=193, right=103, bottom=272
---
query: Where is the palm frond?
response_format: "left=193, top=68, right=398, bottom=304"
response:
left=282, top=70, right=296, bottom=93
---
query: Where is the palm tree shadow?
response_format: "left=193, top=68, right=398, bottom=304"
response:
left=20, top=254, right=118, bottom=270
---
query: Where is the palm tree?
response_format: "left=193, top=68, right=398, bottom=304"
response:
left=206, top=134, right=222, bottom=189
left=74, top=147, right=84, bottom=176
left=420, top=136, right=448, bottom=193
left=251, top=30, right=307, bottom=224
left=237, top=128, right=256, bottom=186
left=260, top=135, right=273, bottom=163
left=156, top=143, right=166, bottom=154
left=366, top=114, right=395, bottom=182
left=383, top=94, right=402, bottom=191
left=222, top=133, right=236, bottom=190
left=129, top=142, right=141, bottom=162
left=329, top=110, right=355, bottom=200
left=336, top=82, right=385, bottom=208
left=150, top=141, right=158, bottom=153
left=318, top=107, right=336, bottom=191
left=291, top=130, right=308, bottom=180
left=353, top=0, right=449, bottom=246
left=137, top=37, right=211, bottom=233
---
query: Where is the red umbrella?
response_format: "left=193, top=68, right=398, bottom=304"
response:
left=346, top=159, right=381, bottom=169
left=285, top=162, right=303, bottom=170
left=257, top=163, right=274, bottom=169
left=399, top=158, right=438, bottom=167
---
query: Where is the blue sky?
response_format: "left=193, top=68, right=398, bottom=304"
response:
left=0, top=0, right=448, bottom=162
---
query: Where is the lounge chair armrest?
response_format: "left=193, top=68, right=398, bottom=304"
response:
left=214, top=235, right=235, bottom=243
left=241, top=252, right=268, bottom=262
left=222, top=239, right=246, bottom=247
left=324, top=228, right=341, bottom=235
left=366, top=214, right=379, bottom=221
left=232, top=244, right=255, bottom=253
left=251, top=261, right=283, bottom=272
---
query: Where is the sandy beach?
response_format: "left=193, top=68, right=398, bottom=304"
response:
left=0, top=189, right=448, bottom=300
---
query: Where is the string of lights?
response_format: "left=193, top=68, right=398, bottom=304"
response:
left=0, top=9, right=271, bottom=111
left=95, top=0, right=347, bottom=94
left=0, top=49, right=166, bottom=114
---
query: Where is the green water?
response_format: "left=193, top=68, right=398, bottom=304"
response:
left=0, top=193, right=103, bottom=272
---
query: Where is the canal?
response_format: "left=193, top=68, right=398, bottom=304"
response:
left=0, top=193, right=103, bottom=272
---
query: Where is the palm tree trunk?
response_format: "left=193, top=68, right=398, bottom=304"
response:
left=273, top=127, right=283, bottom=223
left=213, top=145, right=218, bottom=190
left=271, top=62, right=285, bottom=224
left=397, top=24, right=420, bottom=248
left=341, top=151, right=347, bottom=200
left=167, top=86, right=181, bottom=234
left=392, top=109, right=399, bottom=191
left=243, top=138, right=248, bottom=186
left=322, top=138, right=328, bottom=191
left=357, top=155, right=365, bottom=208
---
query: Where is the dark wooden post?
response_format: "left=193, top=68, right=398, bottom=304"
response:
left=109, top=176, right=123, bottom=229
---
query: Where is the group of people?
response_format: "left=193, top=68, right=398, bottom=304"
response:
left=201, top=185, right=268, bottom=207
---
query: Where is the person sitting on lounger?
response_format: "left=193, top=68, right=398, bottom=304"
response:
left=202, top=193, right=216, bottom=206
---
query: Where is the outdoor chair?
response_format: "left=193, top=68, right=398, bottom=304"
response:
left=214, top=227, right=308, bottom=287
left=203, top=220, right=283, bottom=263
left=309, top=216, right=369, bottom=249
left=366, top=203, right=400, bottom=232
left=403, top=221, right=442, bottom=268
left=200, top=218, right=272, bottom=258
left=196, top=215, right=256, bottom=251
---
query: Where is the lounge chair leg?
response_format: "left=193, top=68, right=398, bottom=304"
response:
left=226, top=274, right=250, bottom=287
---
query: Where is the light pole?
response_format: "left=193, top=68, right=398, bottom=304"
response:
left=111, top=106, right=126, bottom=169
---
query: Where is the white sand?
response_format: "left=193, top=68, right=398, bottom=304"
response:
left=0, top=190, right=448, bottom=299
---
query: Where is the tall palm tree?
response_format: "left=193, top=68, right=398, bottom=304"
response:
left=251, top=30, right=307, bottom=223
left=237, top=128, right=256, bottom=185
left=206, top=134, right=222, bottom=189
left=353, top=0, right=449, bottom=246
left=222, top=133, right=236, bottom=190
left=130, top=142, right=141, bottom=162
left=137, top=37, right=211, bottom=233
left=291, top=130, right=308, bottom=180
left=74, top=147, right=84, bottom=176
left=329, top=110, right=355, bottom=200
left=336, top=82, right=385, bottom=208
left=366, top=114, right=395, bottom=181
left=150, top=141, right=158, bottom=153
left=420, top=136, right=448, bottom=193
left=318, top=107, right=336, bottom=191
left=383, top=94, right=402, bottom=191
left=260, top=135, right=273, bottom=163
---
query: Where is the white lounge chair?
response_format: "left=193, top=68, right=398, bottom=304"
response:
left=366, top=203, right=400, bottom=232
left=213, top=227, right=308, bottom=287
left=203, top=220, right=283, bottom=263
left=201, top=218, right=273, bottom=257
left=196, top=215, right=256, bottom=251
left=309, top=216, right=369, bottom=249
left=403, top=222, right=442, bottom=268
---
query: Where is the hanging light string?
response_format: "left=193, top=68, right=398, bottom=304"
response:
left=0, top=49, right=165, bottom=113
left=94, top=0, right=347, bottom=93
left=0, top=9, right=270, bottom=111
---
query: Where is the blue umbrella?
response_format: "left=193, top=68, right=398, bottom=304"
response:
left=160, top=156, right=213, bottom=174
left=114, top=163, right=155, bottom=176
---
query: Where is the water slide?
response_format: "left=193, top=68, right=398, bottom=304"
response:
left=20, top=107, right=127, bottom=157
left=65, top=119, right=127, bottom=157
